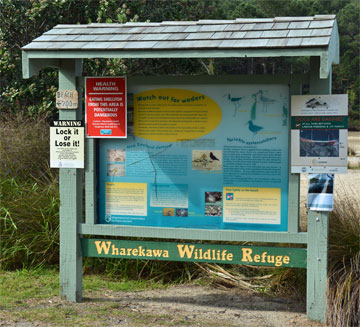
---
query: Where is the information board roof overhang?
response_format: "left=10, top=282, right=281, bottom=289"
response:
left=22, top=15, right=339, bottom=79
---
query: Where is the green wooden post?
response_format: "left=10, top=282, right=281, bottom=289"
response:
left=59, top=59, right=83, bottom=302
left=288, top=81, right=303, bottom=233
left=85, top=138, right=97, bottom=225
left=306, top=56, right=331, bottom=322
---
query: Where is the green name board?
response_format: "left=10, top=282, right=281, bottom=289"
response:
left=81, top=239, right=307, bottom=268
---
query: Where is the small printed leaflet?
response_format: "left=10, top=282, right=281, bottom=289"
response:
left=50, top=120, right=84, bottom=168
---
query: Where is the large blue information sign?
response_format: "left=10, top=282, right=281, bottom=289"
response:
left=98, top=83, right=289, bottom=231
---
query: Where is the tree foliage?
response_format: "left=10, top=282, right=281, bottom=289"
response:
left=0, top=0, right=359, bottom=128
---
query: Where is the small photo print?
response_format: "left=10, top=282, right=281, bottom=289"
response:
left=205, top=205, right=222, bottom=217
left=308, top=174, right=334, bottom=194
left=205, top=192, right=222, bottom=204
left=176, top=208, right=188, bottom=217
left=307, top=174, right=334, bottom=211
left=192, top=150, right=222, bottom=171
left=300, top=130, right=339, bottom=157
left=205, top=191, right=222, bottom=217
left=107, top=149, right=126, bottom=162
left=107, top=164, right=125, bottom=177
left=163, top=208, right=175, bottom=216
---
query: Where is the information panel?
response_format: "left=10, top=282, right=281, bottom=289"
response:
left=85, top=77, right=127, bottom=138
left=291, top=94, right=348, bottom=173
left=98, top=84, right=290, bottom=231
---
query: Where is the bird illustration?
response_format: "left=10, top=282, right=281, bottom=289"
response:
left=306, top=97, right=328, bottom=109
left=209, top=152, right=220, bottom=161
left=282, top=105, right=288, bottom=126
left=257, top=90, right=275, bottom=112
left=250, top=92, right=259, bottom=121
left=223, top=93, right=245, bottom=116
left=246, top=120, right=264, bottom=136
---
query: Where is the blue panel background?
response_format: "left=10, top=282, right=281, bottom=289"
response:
left=98, top=84, right=289, bottom=231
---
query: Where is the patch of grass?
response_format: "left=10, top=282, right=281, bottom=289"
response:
left=0, top=268, right=59, bottom=308
left=327, top=196, right=360, bottom=327
left=0, top=268, right=172, bottom=326
left=0, top=113, right=60, bottom=270
left=0, top=177, right=60, bottom=269
left=83, top=273, right=168, bottom=293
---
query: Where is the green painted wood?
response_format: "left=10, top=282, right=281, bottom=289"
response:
left=306, top=57, right=331, bottom=323
left=22, top=51, right=59, bottom=79
left=310, top=56, right=332, bottom=94
left=24, top=48, right=326, bottom=60
left=59, top=59, right=83, bottom=303
left=81, top=238, right=307, bottom=268
left=307, top=211, right=329, bottom=323
left=320, top=20, right=340, bottom=79
left=128, top=74, right=308, bottom=86
left=79, top=224, right=308, bottom=244
left=288, top=81, right=303, bottom=233
left=85, top=138, right=97, bottom=225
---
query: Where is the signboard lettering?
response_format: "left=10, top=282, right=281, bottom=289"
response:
left=56, top=90, right=78, bottom=109
left=81, top=238, right=307, bottom=268
left=50, top=120, right=84, bottom=168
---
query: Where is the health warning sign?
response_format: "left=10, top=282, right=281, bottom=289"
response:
left=86, top=77, right=127, bottom=138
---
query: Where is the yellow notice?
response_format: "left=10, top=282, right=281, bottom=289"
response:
left=134, top=88, right=222, bottom=142
left=223, top=187, right=281, bottom=224
left=106, top=182, right=147, bottom=216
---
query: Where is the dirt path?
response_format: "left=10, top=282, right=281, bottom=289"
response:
left=89, top=285, right=324, bottom=327
left=1, top=285, right=324, bottom=327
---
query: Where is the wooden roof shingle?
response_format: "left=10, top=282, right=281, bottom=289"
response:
left=21, top=16, right=340, bottom=79
left=23, top=15, right=337, bottom=52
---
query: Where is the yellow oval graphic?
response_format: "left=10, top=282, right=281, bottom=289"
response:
left=134, top=88, right=222, bottom=142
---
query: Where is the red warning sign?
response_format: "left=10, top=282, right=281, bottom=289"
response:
left=85, top=77, right=127, bottom=138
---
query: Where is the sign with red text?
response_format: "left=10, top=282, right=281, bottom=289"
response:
left=291, top=94, right=348, bottom=173
left=85, top=77, right=127, bottom=138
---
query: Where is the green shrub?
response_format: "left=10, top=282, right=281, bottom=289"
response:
left=327, top=196, right=360, bottom=327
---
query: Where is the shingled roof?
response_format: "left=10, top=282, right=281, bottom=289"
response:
left=23, top=15, right=337, bottom=51
left=22, top=16, right=339, bottom=79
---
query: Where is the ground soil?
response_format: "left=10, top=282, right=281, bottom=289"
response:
left=1, top=285, right=325, bottom=327
left=85, top=285, right=324, bottom=327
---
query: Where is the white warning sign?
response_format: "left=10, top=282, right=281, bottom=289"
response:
left=50, top=120, right=84, bottom=168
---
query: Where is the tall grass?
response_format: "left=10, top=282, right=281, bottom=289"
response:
left=0, top=178, right=59, bottom=269
left=327, top=195, right=360, bottom=327
left=0, top=113, right=54, bottom=183
left=0, top=113, right=60, bottom=269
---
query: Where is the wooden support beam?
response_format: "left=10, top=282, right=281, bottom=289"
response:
left=59, top=59, right=83, bottom=302
left=22, top=51, right=59, bottom=79
left=306, top=56, right=331, bottom=323
left=288, top=81, right=303, bottom=233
